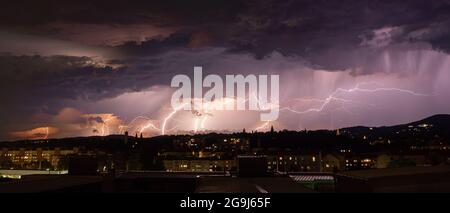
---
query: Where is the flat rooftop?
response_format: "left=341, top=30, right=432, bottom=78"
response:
left=340, top=165, right=450, bottom=179
left=195, top=176, right=315, bottom=193
left=0, top=175, right=103, bottom=193
left=0, top=172, right=315, bottom=193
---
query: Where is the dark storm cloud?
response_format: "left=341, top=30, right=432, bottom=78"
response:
left=0, top=0, right=448, bottom=112
left=92, top=1, right=450, bottom=67
left=87, top=116, right=104, bottom=124
left=1, top=0, right=450, bottom=140
left=0, top=0, right=244, bottom=27
left=117, top=32, right=192, bottom=56
left=2, top=0, right=449, bottom=58
left=0, top=54, right=157, bottom=139
left=1, top=0, right=449, bottom=104
left=222, top=0, right=450, bottom=68
left=0, top=54, right=169, bottom=105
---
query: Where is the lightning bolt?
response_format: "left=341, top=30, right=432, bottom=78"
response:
left=335, top=82, right=430, bottom=97
left=193, top=117, right=200, bottom=133
left=254, top=121, right=270, bottom=131
left=118, top=116, right=161, bottom=136
left=139, top=122, right=161, bottom=133
left=281, top=82, right=430, bottom=115
left=101, top=116, right=115, bottom=136
left=280, top=96, right=359, bottom=114
left=121, top=83, right=431, bottom=136
left=161, top=102, right=189, bottom=135
left=44, top=127, right=49, bottom=139
left=250, top=83, right=430, bottom=131
left=200, top=116, right=208, bottom=129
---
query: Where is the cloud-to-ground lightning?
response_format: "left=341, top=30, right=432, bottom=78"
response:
left=117, top=116, right=161, bottom=136
left=101, top=116, right=114, bottom=136
left=254, top=121, right=270, bottom=131
left=44, top=127, right=50, bottom=139
left=139, top=122, right=161, bottom=133
left=193, top=117, right=200, bottom=132
left=161, top=102, right=189, bottom=135
left=109, top=82, right=431, bottom=137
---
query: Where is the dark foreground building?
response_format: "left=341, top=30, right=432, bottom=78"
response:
left=2, top=156, right=450, bottom=193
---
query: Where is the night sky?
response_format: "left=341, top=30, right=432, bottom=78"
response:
left=1, top=0, right=450, bottom=140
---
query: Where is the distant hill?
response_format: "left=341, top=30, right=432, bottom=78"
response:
left=341, top=114, right=450, bottom=138
left=2, top=114, right=450, bottom=143
left=1, top=114, right=449, bottom=154
left=344, top=114, right=450, bottom=129
left=407, top=114, right=450, bottom=127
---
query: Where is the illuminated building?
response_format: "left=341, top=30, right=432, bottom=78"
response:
left=266, top=153, right=321, bottom=172
left=163, top=159, right=236, bottom=172
left=0, top=147, right=78, bottom=170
